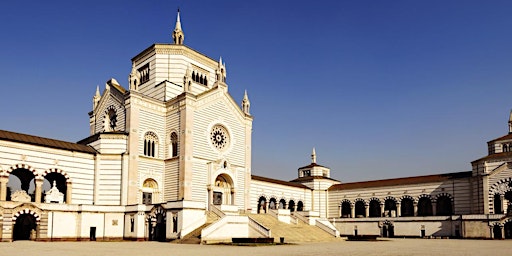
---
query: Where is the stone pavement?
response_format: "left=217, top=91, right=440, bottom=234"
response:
left=1, top=238, right=511, bottom=256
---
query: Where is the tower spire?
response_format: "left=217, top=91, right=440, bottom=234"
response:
left=311, top=148, right=317, bottom=164
left=93, top=85, right=101, bottom=109
left=242, top=90, right=251, bottom=115
left=172, top=9, right=185, bottom=45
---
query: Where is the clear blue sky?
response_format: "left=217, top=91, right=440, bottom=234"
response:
left=1, top=1, right=512, bottom=182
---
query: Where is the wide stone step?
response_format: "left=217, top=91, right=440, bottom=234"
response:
left=247, top=213, right=339, bottom=243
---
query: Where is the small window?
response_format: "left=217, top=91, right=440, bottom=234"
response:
left=138, top=64, right=150, bottom=84
left=142, top=192, right=152, bottom=205
left=143, top=132, right=158, bottom=157
left=170, top=132, right=178, bottom=157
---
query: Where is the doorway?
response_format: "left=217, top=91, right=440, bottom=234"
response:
left=13, top=214, right=37, bottom=241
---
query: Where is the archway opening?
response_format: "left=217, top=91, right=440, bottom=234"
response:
left=341, top=201, right=351, bottom=218
left=401, top=198, right=414, bottom=217
left=384, top=199, right=397, bottom=217
left=369, top=200, right=381, bottom=217
left=505, top=222, right=512, bottom=239
left=257, top=196, right=267, bottom=214
left=418, top=197, right=433, bottom=216
left=288, top=200, right=295, bottom=212
left=269, top=198, right=277, bottom=210
left=493, top=225, right=502, bottom=239
left=279, top=199, right=286, bottom=209
left=355, top=201, right=366, bottom=217
left=382, top=222, right=394, bottom=238
left=213, top=174, right=234, bottom=205
left=13, top=214, right=37, bottom=241
left=436, top=196, right=452, bottom=216
left=7, top=168, right=35, bottom=202
left=297, top=201, right=304, bottom=211
left=43, top=172, right=67, bottom=203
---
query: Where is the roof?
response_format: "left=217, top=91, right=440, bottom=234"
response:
left=290, top=175, right=340, bottom=183
left=297, top=162, right=328, bottom=169
left=328, top=171, right=472, bottom=191
left=471, top=151, right=512, bottom=163
left=77, top=131, right=129, bottom=145
left=487, top=133, right=512, bottom=143
left=251, top=175, right=311, bottom=189
left=0, top=130, right=97, bottom=154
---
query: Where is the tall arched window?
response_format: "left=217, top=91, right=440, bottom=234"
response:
left=369, top=199, right=381, bottom=217
left=170, top=132, right=178, bottom=157
left=418, top=196, right=433, bottom=216
left=400, top=197, right=414, bottom=217
left=436, top=195, right=453, bottom=216
left=144, top=132, right=158, bottom=157
left=355, top=200, right=366, bottom=217
left=341, top=201, right=351, bottom=218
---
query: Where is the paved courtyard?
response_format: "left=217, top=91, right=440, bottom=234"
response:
left=1, top=239, right=511, bottom=256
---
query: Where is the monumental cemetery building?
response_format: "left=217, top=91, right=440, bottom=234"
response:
left=0, top=12, right=511, bottom=242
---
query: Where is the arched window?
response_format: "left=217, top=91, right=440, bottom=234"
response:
left=288, top=200, right=295, bottom=212
left=436, top=195, right=453, bottom=216
left=400, top=197, right=414, bottom=217
left=258, top=196, right=267, bottom=214
left=418, top=196, right=433, bottom=216
left=355, top=200, right=366, bottom=217
left=341, top=201, right=351, bottom=218
left=43, top=172, right=68, bottom=203
left=144, top=132, right=158, bottom=157
left=369, top=199, right=381, bottom=217
left=297, top=201, right=304, bottom=211
left=504, top=144, right=509, bottom=152
left=104, top=106, right=117, bottom=132
left=142, top=178, right=158, bottom=205
left=384, top=198, right=397, bottom=217
left=279, top=199, right=286, bottom=209
left=7, top=168, right=36, bottom=202
left=269, top=198, right=277, bottom=210
left=170, top=132, right=178, bottom=158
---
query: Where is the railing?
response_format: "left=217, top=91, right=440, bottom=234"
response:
left=315, top=219, right=339, bottom=237
left=292, top=211, right=311, bottom=224
left=268, top=209, right=278, bottom=219
left=210, top=204, right=226, bottom=218
left=181, top=213, right=207, bottom=238
left=247, top=216, right=272, bottom=237
left=201, top=216, right=228, bottom=239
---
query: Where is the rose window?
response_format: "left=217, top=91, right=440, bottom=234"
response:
left=210, top=125, right=229, bottom=151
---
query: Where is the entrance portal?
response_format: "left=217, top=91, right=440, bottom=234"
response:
left=505, top=222, right=512, bottom=239
left=13, top=214, right=37, bottom=241
left=148, top=212, right=166, bottom=242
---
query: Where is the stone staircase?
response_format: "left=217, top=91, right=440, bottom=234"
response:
left=171, top=211, right=221, bottom=244
left=246, top=213, right=339, bottom=243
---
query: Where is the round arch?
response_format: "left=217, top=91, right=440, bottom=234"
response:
left=7, top=163, right=39, bottom=177
left=340, top=199, right=352, bottom=218
left=383, top=196, right=397, bottom=217
left=435, top=193, right=453, bottom=216
left=354, top=198, right=366, bottom=218
left=257, top=195, right=267, bottom=213
left=400, top=195, right=415, bottom=217
left=417, top=194, right=433, bottom=216
left=212, top=173, right=235, bottom=206
left=141, top=178, right=159, bottom=205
